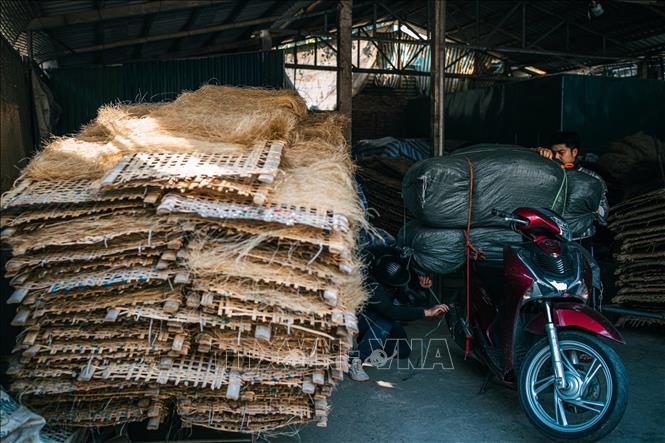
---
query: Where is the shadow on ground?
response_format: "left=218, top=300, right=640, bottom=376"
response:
left=273, top=320, right=665, bottom=443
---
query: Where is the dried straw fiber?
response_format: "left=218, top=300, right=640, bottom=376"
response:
left=0, top=85, right=368, bottom=434
left=609, top=188, right=665, bottom=327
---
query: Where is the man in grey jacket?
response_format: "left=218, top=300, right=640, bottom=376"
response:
left=534, top=131, right=609, bottom=238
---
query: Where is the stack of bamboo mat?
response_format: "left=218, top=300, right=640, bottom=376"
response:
left=0, top=85, right=367, bottom=433
left=356, top=156, right=414, bottom=235
left=609, top=188, right=665, bottom=328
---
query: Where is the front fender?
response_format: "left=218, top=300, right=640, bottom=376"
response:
left=525, top=302, right=625, bottom=344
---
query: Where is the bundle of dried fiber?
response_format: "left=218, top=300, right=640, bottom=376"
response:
left=149, top=85, right=307, bottom=145
left=2, top=84, right=367, bottom=434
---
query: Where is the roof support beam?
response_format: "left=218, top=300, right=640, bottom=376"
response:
left=55, top=15, right=281, bottom=56
left=166, top=7, right=205, bottom=54
left=27, top=0, right=215, bottom=31
left=132, top=12, right=157, bottom=60
left=526, top=20, right=565, bottom=49
left=446, top=2, right=589, bottom=70
left=529, top=3, right=635, bottom=55
left=94, top=0, right=105, bottom=64
left=284, top=63, right=512, bottom=81
left=270, top=1, right=314, bottom=31
left=232, top=1, right=285, bottom=49
left=378, top=1, right=427, bottom=40
left=199, top=2, right=248, bottom=50
left=444, top=43, right=629, bottom=61
left=476, top=1, right=521, bottom=45
left=162, top=38, right=262, bottom=60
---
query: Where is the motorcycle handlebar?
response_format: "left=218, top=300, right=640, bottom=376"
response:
left=491, top=209, right=510, bottom=218
left=491, top=209, right=529, bottom=225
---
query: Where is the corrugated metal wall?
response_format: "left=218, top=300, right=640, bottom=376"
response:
left=1, top=35, right=33, bottom=192
left=1, top=35, right=33, bottom=356
left=444, top=74, right=665, bottom=154
left=48, top=50, right=285, bottom=135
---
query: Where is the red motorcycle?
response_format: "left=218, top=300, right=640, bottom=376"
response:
left=447, top=207, right=628, bottom=441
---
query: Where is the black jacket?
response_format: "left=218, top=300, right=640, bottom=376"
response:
left=365, top=280, right=425, bottom=321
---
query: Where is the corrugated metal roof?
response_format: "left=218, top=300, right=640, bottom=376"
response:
left=1, top=0, right=663, bottom=74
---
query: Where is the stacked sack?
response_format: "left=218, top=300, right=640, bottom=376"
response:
left=609, top=188, right=665, bottom=328
left=399, top=145, right=604, bottom=274
left=0, top=86, right=367, bottom=433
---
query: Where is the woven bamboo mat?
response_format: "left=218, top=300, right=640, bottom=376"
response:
left=3, top=97, right=366, bottom=433
left=3, top=200, right=147, bottom=226
left=610, top=188, right=665, bottom=326
left=1, top=178, right=145, bottom=210
left=158, top=193, right=350, bottom=233
left=197, top=328, right=345, bottom=368
left=101, top=142, right=283, bottom=189
left=5, top=237, right=180, bottom=276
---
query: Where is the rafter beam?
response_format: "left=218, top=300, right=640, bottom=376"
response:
left=529, top=3, right=635, bottom=55
left=234, top=1, right=284, bottom=47
left=55, top=15, right=281, bottom=57
left=284, top=63, right=513, bottom=81
left=444, top=43, right=629, bottom=61
left=270, top=1, right=313, bottom=30
left=378, top=1, right=426, bottom=40
left=161, top=38, right=262, bottom=60
left=27, top=0, right=215, bottom=31
left=94, top=0, right=105, bottom=64
left=200, top=1, right=249, bottom=50
left=527, top=20, right=565, bottom=49
left=475, top=1, right=521, bottom=44
left=166, top=6, right=205, bottom=54
left=447, top=2, right=588, bottom=71
left=132, top=12, right=157, bottom=60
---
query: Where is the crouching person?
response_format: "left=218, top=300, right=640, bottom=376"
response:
left=349, top=246, right=448, bottom=382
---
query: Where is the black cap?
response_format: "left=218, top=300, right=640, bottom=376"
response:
left=372, top=253, right=410, bottom=287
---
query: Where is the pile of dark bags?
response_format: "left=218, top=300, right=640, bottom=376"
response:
left=399, top=145, right=604, bottom=274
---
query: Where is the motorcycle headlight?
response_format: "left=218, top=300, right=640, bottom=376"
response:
left=549, top=214, right=572, bottom=241
left=569, top=279, right=589, bottom=301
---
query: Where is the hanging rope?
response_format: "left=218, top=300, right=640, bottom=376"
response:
left=463, top=157, right=484, bottom=359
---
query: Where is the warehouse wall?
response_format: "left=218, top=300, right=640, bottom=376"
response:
left=352, top=79, right=426, bottom=144
left=444, top=74, right=665, bottom=154
left=48, top=50, right=285, bottom=135
left=0, top=35, right=33, bottom=192
left=1, top=36, right=34, bottom=361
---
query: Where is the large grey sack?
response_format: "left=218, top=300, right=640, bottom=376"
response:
left=563, top=169, right=604, bottom=237
left=397, top=221, right=466, bottom=275
left=402, top=145, right=567, bottom=228
left=397, top=221, right=523, bottom=275
left=470, top=227, right=523, bottom=261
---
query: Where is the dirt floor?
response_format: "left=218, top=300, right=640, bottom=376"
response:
left=272, top=321, right=665, bottom=443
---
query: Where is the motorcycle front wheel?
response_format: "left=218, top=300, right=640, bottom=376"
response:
left=518, top=331, right=628, bottom=442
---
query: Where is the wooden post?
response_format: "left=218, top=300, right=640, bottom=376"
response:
left=430, top=0, right=446, bottom=156
left=337, top=0, right=353, bottom=144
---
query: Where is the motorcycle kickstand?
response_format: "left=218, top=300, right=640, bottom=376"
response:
left=478, top=371, right=493, bottom=394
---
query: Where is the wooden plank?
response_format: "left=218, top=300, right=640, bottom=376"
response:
left=336, top=0, right=353, bottom=144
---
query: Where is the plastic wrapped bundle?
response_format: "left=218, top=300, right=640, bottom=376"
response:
left=397, top=221, right=523, bottom=275
left=564, top=169, right=604, bottom=237
left=397, top=221, right=466, bottom=274
left=402, top=145, right=567, bottom=229
left=470, top=227, right=523, bottom=261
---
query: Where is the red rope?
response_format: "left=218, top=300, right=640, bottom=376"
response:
left=463, top=157, right=484, bottom=359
